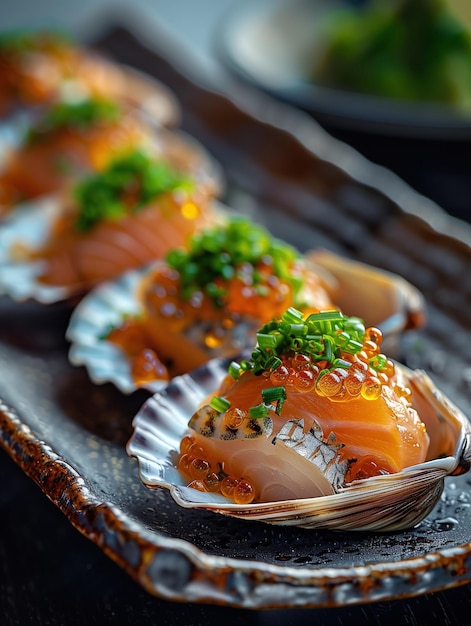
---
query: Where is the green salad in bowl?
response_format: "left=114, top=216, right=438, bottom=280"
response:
left=312, top=0, right=471, bottom=112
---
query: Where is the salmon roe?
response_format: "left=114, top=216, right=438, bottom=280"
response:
left=260, top=326, right=401, bottom=404
left=143, top=262, right=306, bottom=335
left=178, top=434, right=256, bottom=504
left=107, top=318, right=169, bottom=384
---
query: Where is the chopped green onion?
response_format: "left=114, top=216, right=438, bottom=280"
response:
left=165, top=217, right=302, bottom=308
left=262, top=386, right=287, bottom=404
left=257, top=333, right=280, bottom=349
left=261, top=386, right=287, bottom=415
left=307, top=310, right=344, bottom=323
left=74, top=150, right=192, bottom=232
left=369, top=354, right=388, bottom=371
left=281, top=307, right=304, bottom=324
left=332, top=358, right=352, bottom=369
left=237, top=309, right=368, bottom=377
left=265, top=356, right=282, bottom=371
left=249, top=403, right=270, bottom=419
left=228, top=361, right=242, bottom=380
left=344, top=340, right=364, bottom=353
left=28, top=98, right=120, bottom=143
left=210, top=396, right=231, bottom=413
left=323, top=334, right=335, bottom=362
left=290, top=336, right=305, bottom=351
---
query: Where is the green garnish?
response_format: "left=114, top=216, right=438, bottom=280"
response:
left=261, top=386, right=286, bottom=404
left=369, top=353, right=388, bottom=371
left=0, top=30, right=71, bottom=54
left=27, top=98, right=121, bottom=143
left=74, top=150, right=193, bottom=232
left=210, top=396, right=231, bottom=413
left=244, top=307, right=368, bottom=376
left=165, top=217, right=302, bottom=308
left=228, top=361, right=242, bottom=380
left=249, top=403, right=271, bottom=419
left=248, top=387, right=287, bottom=418
left=261, top=386, right=287, bottom=415
left=312, top=0, right=471, bottom=111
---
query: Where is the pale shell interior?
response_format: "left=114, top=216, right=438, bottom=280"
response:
left=66, top=266, right=156, bottom=394
left=0, top=195, right=73, bottom=303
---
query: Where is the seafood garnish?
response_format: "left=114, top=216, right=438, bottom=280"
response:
left=0, top=97, right=166, bottom=217
left=66, top=218, right=425, bottom=393
left=127, top=311, right=471, bottom=531
left=0, top=133, right=223, bottom=302
left=100, top=217, right=336, bottom=384
left=0, top=30, right=179, bottom=124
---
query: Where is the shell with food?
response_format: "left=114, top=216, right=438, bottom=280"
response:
left=0, top=133, right=223, bottom=302
left=0, top=97, right=168, bottom=216
left=127, top=309, right=471, bottom=531
left=0, top=29, right=179, bottom=124
left=66, top=216, right=425, bottom=393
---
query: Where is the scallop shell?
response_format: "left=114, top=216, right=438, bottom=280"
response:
left=65, top=249, right=425, bottom=394
left=0, top=42, right=180, bottom=129
left=115, top=65, right=181, bottom=128
left=308, top=248, right=425, bottom=352
left=0, top=195, right=72, bottom=303
left=67, top=265, right=152, bottom=393
left=126, top=358, right=471, bottom=532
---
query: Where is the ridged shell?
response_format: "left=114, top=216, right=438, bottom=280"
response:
left=67, top=265, right=153, bottom=394
left=126, top=358, right=471, bottom=532
left=0, top=195, right=72, bottom=303
left=116, top=65, right=181, bottom=128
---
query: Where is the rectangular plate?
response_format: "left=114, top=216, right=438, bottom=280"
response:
left=1, top=24, right=471, bottom=610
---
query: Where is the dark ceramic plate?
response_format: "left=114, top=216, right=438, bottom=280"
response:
left=215, top=0, right=471, bottom=139
left=1, top=21, right=471, bottom=610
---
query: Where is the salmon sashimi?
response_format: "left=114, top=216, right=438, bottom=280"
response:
left=0, top=98, right=158, bottom=216
left=178, top=308, right=430, bottom=504
left=106, top=217, right=336, bottom=382
left=26, top=149, right=220, bottom=294
left=0, top=30, right=179, bottom=123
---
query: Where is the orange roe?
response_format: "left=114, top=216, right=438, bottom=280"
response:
left=177, top=433, right=256, bottom=504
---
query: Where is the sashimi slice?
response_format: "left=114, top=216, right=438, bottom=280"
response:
left=34, top=194, right=219, bottom=292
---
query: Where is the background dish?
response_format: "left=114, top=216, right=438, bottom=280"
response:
left=215, top=0, right=471, bottom=138
left=215, top=0, right=471, bottom=219
left=2, top=19, right=471, bottom=614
